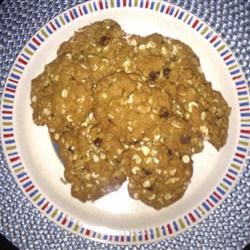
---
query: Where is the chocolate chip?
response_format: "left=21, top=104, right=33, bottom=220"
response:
left=159, top=107, right=169, bottom=118
left=149, top=71, right=160, bottom=81
left=167, top=149, right=174, bottom=160
left=145, top=186, right=154, bottom=191
left=128, top=140, right=140, bottom=145
left=180, top=134, right=191, bottom=144
left=99, top=35, right=110, bottom=46
left=163, top=67, right=171, bottom=78
left=93, top=137, right=103, bottom=147
left=68, top=146, right=75, bottom=153
left=143, top=169, right=152, bottom=175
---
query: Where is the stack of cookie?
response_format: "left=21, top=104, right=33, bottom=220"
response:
left=31, top=19, right=230, bottom=209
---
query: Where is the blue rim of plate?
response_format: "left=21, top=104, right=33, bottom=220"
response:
left=1, top=0, right=249, bottom=245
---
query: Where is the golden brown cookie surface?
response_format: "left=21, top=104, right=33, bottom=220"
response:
left=56, top=125, right=126, bottom=202
left=121, top=142, right=193, bottom=209
left=30, top=19, right=230, bottom=209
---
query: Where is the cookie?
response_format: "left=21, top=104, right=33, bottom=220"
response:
left=94, top=72, right=172, bottom=143
left=57, top=19, right=130, bottom=81
left=31, top=53, right=93, bottom=136
left=31, top=19, right=231, bottom=209
left=121, top=142, right=193, bottom=209
left=56, top=125, right=126, bottom=202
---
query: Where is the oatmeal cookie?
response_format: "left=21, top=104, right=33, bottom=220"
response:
left=123, top=33, right=230, bottom=150
left=94, top=72, right=172, bottom=142
left=31, top=53, right=93, bottom=136
left=58, top=19, right=131, bottom=81
left=31, top=19, right=231, bottom=209
left=56, top=125, right=126, bottom=202
left=121, top=142, right=193, bottom=210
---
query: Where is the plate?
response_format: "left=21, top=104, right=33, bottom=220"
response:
left=1, top=0, right=249, bottom=245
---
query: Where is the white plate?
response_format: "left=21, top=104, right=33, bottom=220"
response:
left=1, top=0, right=249, bottom=244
